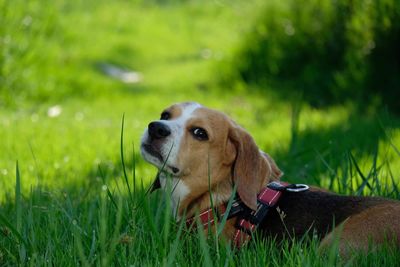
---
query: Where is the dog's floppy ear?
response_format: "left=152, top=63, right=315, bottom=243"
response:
left=229, top=125, right=282, bottom=210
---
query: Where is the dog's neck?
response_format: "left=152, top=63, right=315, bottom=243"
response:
left=158, top=172, right=234, bottom=220
left=183, top=179, right=233, bottom=219
left=158, top=173, right=191, bottom=219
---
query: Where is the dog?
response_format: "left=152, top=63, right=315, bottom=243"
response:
left=140, top=102, right=400, bottom=256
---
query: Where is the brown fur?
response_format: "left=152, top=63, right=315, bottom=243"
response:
left=165, top=104, right=183, bottom=118
left=145, top=103, right=400, bottom=256
left=319, top=203, right=400, bottom=256
left=173, top=107, right=282, bottom=217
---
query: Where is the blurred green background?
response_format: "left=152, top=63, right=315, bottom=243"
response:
left=1, top=0, right=399, bottom=197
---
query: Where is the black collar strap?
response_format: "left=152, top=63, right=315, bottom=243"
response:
left=185, top=181, right=309, bottom=248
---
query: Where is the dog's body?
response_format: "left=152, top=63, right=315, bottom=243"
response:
left=259, top=190, right=400, bottom=252
left=141, top=102, right=400, bottom=256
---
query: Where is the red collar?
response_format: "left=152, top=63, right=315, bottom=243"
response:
left=185, top=181, right=309, bottom=248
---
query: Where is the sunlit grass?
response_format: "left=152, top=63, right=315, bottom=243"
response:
left=1, top=143, right=399, bottom=265
left=1, top=0, right=400, bottom=265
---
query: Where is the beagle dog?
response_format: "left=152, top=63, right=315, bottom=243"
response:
left=140, top=102, right=400, bottom=256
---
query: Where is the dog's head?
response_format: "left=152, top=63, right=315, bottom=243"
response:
left=140, top=102, right=282, bottom=212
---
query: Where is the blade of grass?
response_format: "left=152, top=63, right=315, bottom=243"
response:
left=98, top=165, right=118, bottom=211
left=378, top=115, right=400, bottom=157
left=0, top=212, right=30, bottom=249
left=140, top=144, right=174, bottom=210
left=132, top=142, right=137, bottom=195
left=15, top=161, right=27, bottom=263
left=99, top=191, right=108, bottom=267
left=27, top=187, right=37, bottom=256
left=120, top=114, right=133, bottom=204
left=206, top=151, right=220, bottom=258
left=314, top=149, right=336, bottom=190
left=15, top=161, right=22, bottom=237
left=103, top=195, right=124, bottom=266
left=162, top=178, right=173, bottom=265
left=142, top=191, right=161, bottom=244
left=217, top=184, right=237, bottom=236
left=196, top=216, right=213, bottom=267
left=387, top=162, right=400, bottom=198
left=28, top=142, right=41, bottom=185
left=349, top=152, right=372, bottom=194
left=166, top=219, right=185, bottom=267
left=162, top=173, right=173, bottom=265
left=366, top=146, right=380, bottom=195
left=73, top=224, right=90, bottom=267
left=88, top=228, right=97, bottom=265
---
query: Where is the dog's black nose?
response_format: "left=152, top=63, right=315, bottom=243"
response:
left=148, top=121, right=171, bottom=139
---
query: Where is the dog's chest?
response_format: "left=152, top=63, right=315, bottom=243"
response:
left=159, top=176, right=190, bottom=218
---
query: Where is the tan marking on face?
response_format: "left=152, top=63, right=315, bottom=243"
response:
left=173, top=106, right=280, bottom=215
left=162, top=104, right=182, bottom=120
left=175, top=107, right=235, bottom=185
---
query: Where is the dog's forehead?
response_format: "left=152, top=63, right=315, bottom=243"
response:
left=165, top=102, right=201, bottom=117
left=168, top=102, right=228, bottom=123
left=192, top=106, right=232, bottom=125
left=179, top=102, right=203, bottom=118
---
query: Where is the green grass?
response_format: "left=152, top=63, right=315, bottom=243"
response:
left=1, top=0, right=400, bottom=265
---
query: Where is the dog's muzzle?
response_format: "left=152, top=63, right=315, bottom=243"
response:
left=142, top=143, right=163, bottom=162
left=141, top=121, right=171, bottom=163
left=142, top=121, right=181, bottom=175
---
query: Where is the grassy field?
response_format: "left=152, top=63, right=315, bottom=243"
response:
left=1, top=0, right=400, bottom=266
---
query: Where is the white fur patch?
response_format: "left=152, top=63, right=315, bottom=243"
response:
left=159, top=175, right=191, bottom=219
left=168, top=102, right=202, bottom=165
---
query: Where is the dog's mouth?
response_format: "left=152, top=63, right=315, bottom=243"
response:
left=142, top=143, right=164, bottom=162
left=141, top=143, right=181, bottom=175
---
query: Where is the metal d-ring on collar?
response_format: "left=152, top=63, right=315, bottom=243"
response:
left=286, top=184, right=310, bottom=192
left=267, top=181, right=310, bottom=192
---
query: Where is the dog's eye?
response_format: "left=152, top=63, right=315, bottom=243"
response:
left=191, top=127, right=208, bottom=141
left=160, top=112, right=171, bottom=120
